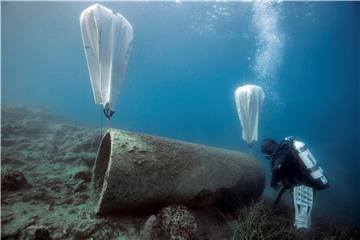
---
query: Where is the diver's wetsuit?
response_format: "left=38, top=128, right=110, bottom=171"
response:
left=270, top=140, right=312, bottom=190
left=264, top=138, right=329, bottom=229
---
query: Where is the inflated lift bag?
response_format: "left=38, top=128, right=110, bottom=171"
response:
left=93, top=129, right=265, bottom=214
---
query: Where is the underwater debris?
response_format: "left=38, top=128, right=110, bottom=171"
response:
left=93, top=129, right=264, bottom=214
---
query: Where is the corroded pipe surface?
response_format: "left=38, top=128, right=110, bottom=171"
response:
left=93, top=129, right=265, bottom=214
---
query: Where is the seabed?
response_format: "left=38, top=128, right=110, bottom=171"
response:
left=1, top=106, right=359, bottom=240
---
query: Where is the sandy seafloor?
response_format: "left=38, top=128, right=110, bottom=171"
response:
left=1, top=105, right=359, bottom=240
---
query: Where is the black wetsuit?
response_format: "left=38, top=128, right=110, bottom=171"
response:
left=268, top=138, right=329, bottom=205
left=270, top=140, right=312, bottom=190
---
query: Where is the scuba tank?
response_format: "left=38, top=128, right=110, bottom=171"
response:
left=286, top=137, right=329, bottom=190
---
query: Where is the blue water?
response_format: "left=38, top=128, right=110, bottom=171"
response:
left=2, top=2, right=360, bottom=224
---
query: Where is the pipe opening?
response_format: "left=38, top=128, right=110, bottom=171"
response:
left=93, top=132, right=111, bottom=189
left=91, top=129, right=265, bottom=215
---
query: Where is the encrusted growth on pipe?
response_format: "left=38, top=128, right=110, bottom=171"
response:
left=93, top=129, right=265, bottom=214
left=92, top=132, right=111, bottom=189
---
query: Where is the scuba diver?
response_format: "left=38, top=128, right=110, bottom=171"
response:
left=261, top=137, right=329, bottom=229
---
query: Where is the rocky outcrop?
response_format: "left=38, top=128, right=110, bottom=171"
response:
left=1, top=170, right=31, bottom=191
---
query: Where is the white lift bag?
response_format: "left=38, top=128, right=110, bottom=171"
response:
left=80, top=4, right=133, bottom=118
left=234, top=85, right=265, bottom=145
